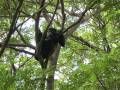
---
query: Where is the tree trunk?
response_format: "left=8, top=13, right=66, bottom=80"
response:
left=47, top=45, right=61, bottom=90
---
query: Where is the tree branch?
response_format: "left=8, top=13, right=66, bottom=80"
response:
left=71, top=35, right=101, bottom=51
left=0, top=45, right=35, bottom=56
left=0, top=42, right=35, bottom=50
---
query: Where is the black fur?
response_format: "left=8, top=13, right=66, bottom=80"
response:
left=35, top=28, right=65, bottom=68
left=40, top=28, right=65, bottom=59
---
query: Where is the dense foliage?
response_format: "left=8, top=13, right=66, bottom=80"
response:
left=0, top=0, right=120, bottom=90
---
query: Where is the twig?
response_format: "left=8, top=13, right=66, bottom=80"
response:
left=18, top=56, right=33, bottom=68
left=94, top=72, right=108, bottom=90
left=16, top=29, right=27, bottom=44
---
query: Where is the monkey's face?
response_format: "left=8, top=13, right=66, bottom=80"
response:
left=47, top=28, right=57, bottom=35
left=46, top=28, right=58, bottom=39
left=46, top=28, right=65, bottom=46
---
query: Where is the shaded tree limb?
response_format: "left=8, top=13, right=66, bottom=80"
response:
left=11, top=57, right=33, bottom=76
left=11, top=63, right=16, bottom=75
left=0, top=43, right=35, bottom=56
left=13, top=2, right=49, bottom=37
left=9, top=47, right=35, bottom=56
left=102, top=37, right=111, bottom=53
left=0, top=43, right=35, bottom=50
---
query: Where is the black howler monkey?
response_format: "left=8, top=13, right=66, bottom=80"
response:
left=35, top=28, right=65, bottom=68
left=41, top=28, right=65, bottom=60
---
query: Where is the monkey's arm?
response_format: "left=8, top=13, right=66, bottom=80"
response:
left=58, top=34, right=65, bottom=47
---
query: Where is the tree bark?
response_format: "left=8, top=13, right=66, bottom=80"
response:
left=47, top=45, right=61, bottom=90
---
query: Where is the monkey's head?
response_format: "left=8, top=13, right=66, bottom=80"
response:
left=47, top=28, right=65, bottom=47
left=48, top=28, right=57, bottom=35
left=48, top=28, right=57, bottom=32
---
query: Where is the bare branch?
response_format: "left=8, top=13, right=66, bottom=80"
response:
left=9, top=47, right=35, bottom=56
left=16, top=29, right=27, bottom=44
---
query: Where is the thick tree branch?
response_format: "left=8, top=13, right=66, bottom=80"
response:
left=0, top=45, right=35, bottom=56
left=9, top=47, right=35, bottom=56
